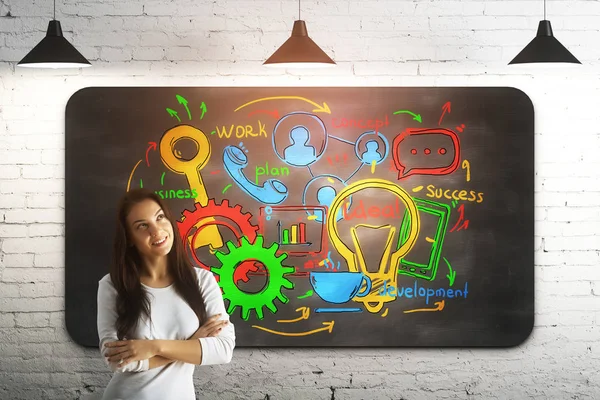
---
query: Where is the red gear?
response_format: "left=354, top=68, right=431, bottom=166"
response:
left=177, top=199, right=259, bottom=271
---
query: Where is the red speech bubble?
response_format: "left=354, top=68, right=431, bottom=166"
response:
left=392, top=128, right=460, bottom=179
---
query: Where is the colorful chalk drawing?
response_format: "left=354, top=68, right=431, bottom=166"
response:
left=125, top=92, right=483, bottom=343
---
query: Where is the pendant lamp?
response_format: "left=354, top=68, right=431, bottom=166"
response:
left=17, top=0, right=91, bottom=69
left=509, top=0, right=580, bottom=65
left=263, top=0, right=335, bottom=68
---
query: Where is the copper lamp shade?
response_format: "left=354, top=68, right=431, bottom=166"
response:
left=263, top=20, right=336, bottom=68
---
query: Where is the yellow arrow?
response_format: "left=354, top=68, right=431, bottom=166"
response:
left=403, top=300, right=445, bottom=314
left=126, top=159, right=143, bottom=192
left=235, top=96, right=331, bottom=114
left=277, top=307, right=310, bottom=323
left=252, top=321, right=335, bottom=337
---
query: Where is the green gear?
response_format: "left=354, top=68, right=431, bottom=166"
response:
left=212, top=235, right=295, bottom=321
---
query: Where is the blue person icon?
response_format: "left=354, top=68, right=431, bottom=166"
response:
left=316, top=186, right=343, bottom=222
left=361, top=140, right=383, bottom=164
left=283, top=126, right=317, bottom=166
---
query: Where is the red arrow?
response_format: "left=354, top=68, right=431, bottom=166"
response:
left=146, top=142, right=157, bottom=167
left=248, top=109, right=280, bottom=119
left=438, top=102, right=451, bottom=126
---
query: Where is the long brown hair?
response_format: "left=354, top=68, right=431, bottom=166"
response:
left=110, top=188, right=207, bottom=339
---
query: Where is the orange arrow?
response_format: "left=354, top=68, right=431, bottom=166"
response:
left=248, top=109, right=280, bottom=119
left=403, top=300, right=445, bottom=314
left=277, top=307, right=310, bottom=323
left=252, top=321, right=334, bottom=337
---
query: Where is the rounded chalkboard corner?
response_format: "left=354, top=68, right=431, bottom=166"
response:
left=506, top=316, right=535, bottom=348
left=503, top=86, right=534, bottom=114
left=65, top=307, right=99, bottom=348
left=66, top=87, right=99, bottom=114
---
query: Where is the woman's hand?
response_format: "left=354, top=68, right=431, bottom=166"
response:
left=104, top=339, right=159, bottom=366
left=189, top=314, right=228, bottom=340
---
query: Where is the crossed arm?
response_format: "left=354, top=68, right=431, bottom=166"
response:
left=139, top=323, right=215, bottom=370
left=132, top=331, right=203, bottom=370
left=104, top=316, right=227, bottom=371
left=150, top=321, right=221, bottom=368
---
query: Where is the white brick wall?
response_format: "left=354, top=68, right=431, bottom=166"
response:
left=1, top=0, right=599, bottom=399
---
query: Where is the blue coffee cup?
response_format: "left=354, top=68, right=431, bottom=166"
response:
left=309, top=271, right=372, bottom=304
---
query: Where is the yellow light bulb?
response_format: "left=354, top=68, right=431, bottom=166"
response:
left=327, top=179, right=420, bottom=313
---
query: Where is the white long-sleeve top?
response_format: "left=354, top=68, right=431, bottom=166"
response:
left=97, top=267, right=235, bottom=400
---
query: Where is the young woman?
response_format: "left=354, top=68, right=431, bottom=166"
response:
left=97, top=188, right=235, bottom=400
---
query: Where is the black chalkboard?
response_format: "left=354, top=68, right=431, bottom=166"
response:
left=65, top=87, right=534, bottom=347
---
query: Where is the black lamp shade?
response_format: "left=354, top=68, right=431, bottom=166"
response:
left=509, top=20, right=581, bottom=65
left=17, top=20, right=91, bottom=68
left=263, top=20, right=336, bottom=68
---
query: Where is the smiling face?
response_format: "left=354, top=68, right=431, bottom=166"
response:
left=126, top=199, right=174, bottom=260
